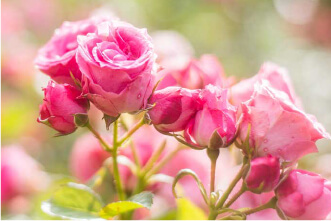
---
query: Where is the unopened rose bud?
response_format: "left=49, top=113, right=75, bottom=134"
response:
left=37, top=81, right=89, bottom=135
left=245, top=155, right=280, bottom=193
left=148, top=87, right=201, bottom=132
left=276, top=169, right=331, bottom=220
left=184, top=85, right=237, bottom=149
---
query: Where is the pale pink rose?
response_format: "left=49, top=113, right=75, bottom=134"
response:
left=157, top=55, right=228, bottom=90
left=35, top=16, right=106, bottom=86
left=245, top=155, right=280, bottom=193
left=239, top=82, right=330, bottom=162
left=70, top=133, right=111, bottom=182
left=1, top=146, right=49, bottom=204
left=184, top=85, right=237, bottom=149
left=148, top=87, right=202, bottom=132
left=230, top=62, right=302, bottom=107
left=76, top=21, right=156, bottom=117
left=37, top=81, right=89, bottom=135
left=276, top=169, right=331, bottom=220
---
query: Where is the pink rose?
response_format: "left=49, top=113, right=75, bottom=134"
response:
left=70, top=133, right=111, bottom=182
left=157, top=55, right=228, bottom=90
left=1, top=146, right=49, bottom=204
left=276, top=170, right=331, bottom=220
left=240, top=82, right=330, bottom=162
left=37, top=81, right=89, bottom=135
left=76, top=20, right=156, bottom=117
left=35, top=17, right=106, bottom=86
left=245, top=155, right=280, bottom=193
left=184, top=85, right=237, bottom=149
left=148, top=87, right=201, bottom=132
left=230, top=62, right=301, bottom=107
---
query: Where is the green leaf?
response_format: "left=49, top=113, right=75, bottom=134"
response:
left=176, top=198, right=207, bottom=220
left=41, top=182, right=104, bottom=220
left=99, top=191, right=154, bottom=219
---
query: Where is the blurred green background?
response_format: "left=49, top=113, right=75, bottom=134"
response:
left=2, top=0, right=331, bottom=218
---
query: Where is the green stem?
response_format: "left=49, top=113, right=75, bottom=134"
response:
left=141, top=140, right=167, bottom=175
left=208, top=209, right=219, bottom=220
left=145, top=145, right=185, bottom=179
left=86, top=123, right=112, bottom=152
left=224, top=185, right=246, bottom=208
left=207, top=149, right=220, bottom=194
left=216, top=161, right=247, bottom=209
left=220, top=197, right=277, bottom=219
left=118, top=118, right=145, bottom=145
left=112, top=120, right=126, bottom=201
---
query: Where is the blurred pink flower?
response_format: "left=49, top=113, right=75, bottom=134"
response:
left=1, top=146, right=49, bottom=204
left=70, top=133, right=111, bottom=182
left=157, top=55, right=230, bottom=90
left=239, top=81, right=330, bottom=162
left=184, top=85, right=237, bottom=149
left=276, top=169, right=331, bottom=220
left=230, top=62, right=302, bottom=108
left=77, top=20, right=156, bottom=117
left=148, top=87, right=201, bottom=132
left=37, top=81, right=89, bottom=135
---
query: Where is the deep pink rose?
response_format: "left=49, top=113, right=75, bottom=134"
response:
left=276, top=170, right=331, bottom=220
left=148, top=87, right=201, bottom=132
left=184, top=85, right=237, bottom=149
left=70, top=133, right=111, bottom=182
left=37, top=81, right=89, bottom=135
left=1, top=146, right=49, bottom=204
left=245, top=155, right=280, bottom=193
left=239, top=82, right=330, bottom=162
left=35, top=17, right=106, bottom=86
left=157, top=55, right=229, bottom=90
left=230, top=62, right=302, bottom=107
left=76, top=21, right=156, bottom=117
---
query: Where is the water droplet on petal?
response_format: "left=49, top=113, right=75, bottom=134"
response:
left=277, top=148, right=282, bottom=153
left=263, top=139, right=268, bottom=143
left=137, top=93, right=141, bottom=99
left=263, top=148, right=268, bottom=152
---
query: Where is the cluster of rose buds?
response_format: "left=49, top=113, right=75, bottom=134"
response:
left=35, top=15, right=331, bottom=220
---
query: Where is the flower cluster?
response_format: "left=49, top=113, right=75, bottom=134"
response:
left=35, top=15, right=331, bottom=220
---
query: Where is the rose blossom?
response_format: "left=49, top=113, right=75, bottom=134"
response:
left=230, top=62, right=301, bottom=107
left=239, top=81, right=330, bottom=162
left=184, top=85, right=237, bottom=149
left=157, top=54, right=229, bottom=90
left=148, top=87, right=201, bottom=132
left=245, top=155, right=280, bottom=193
left=76, top=20, right=156, bottom=117
left=276, top=169, right=331, bottom=220
left=35, top=17, right=107, bottom=86
left=37, top=81, right=89, bottom=135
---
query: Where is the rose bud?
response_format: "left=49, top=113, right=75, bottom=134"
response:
left=37, top=81, right=89, bottom=135
left=245, top=155, right=280, bottom=193
left=230, top=62, right=302, bottom=108
left=35, top=16, right=108, bottom=86
left=276, top=170, right=331, bottom=220
left=148, top=87, right=201, bottom=132
left=184, top=85, right=237, bottom=149
left=76, top=20, right=156, bottom=117
left=157, top=54, right=231, bottom=90
left=239, top=81, right=330, bottom=162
